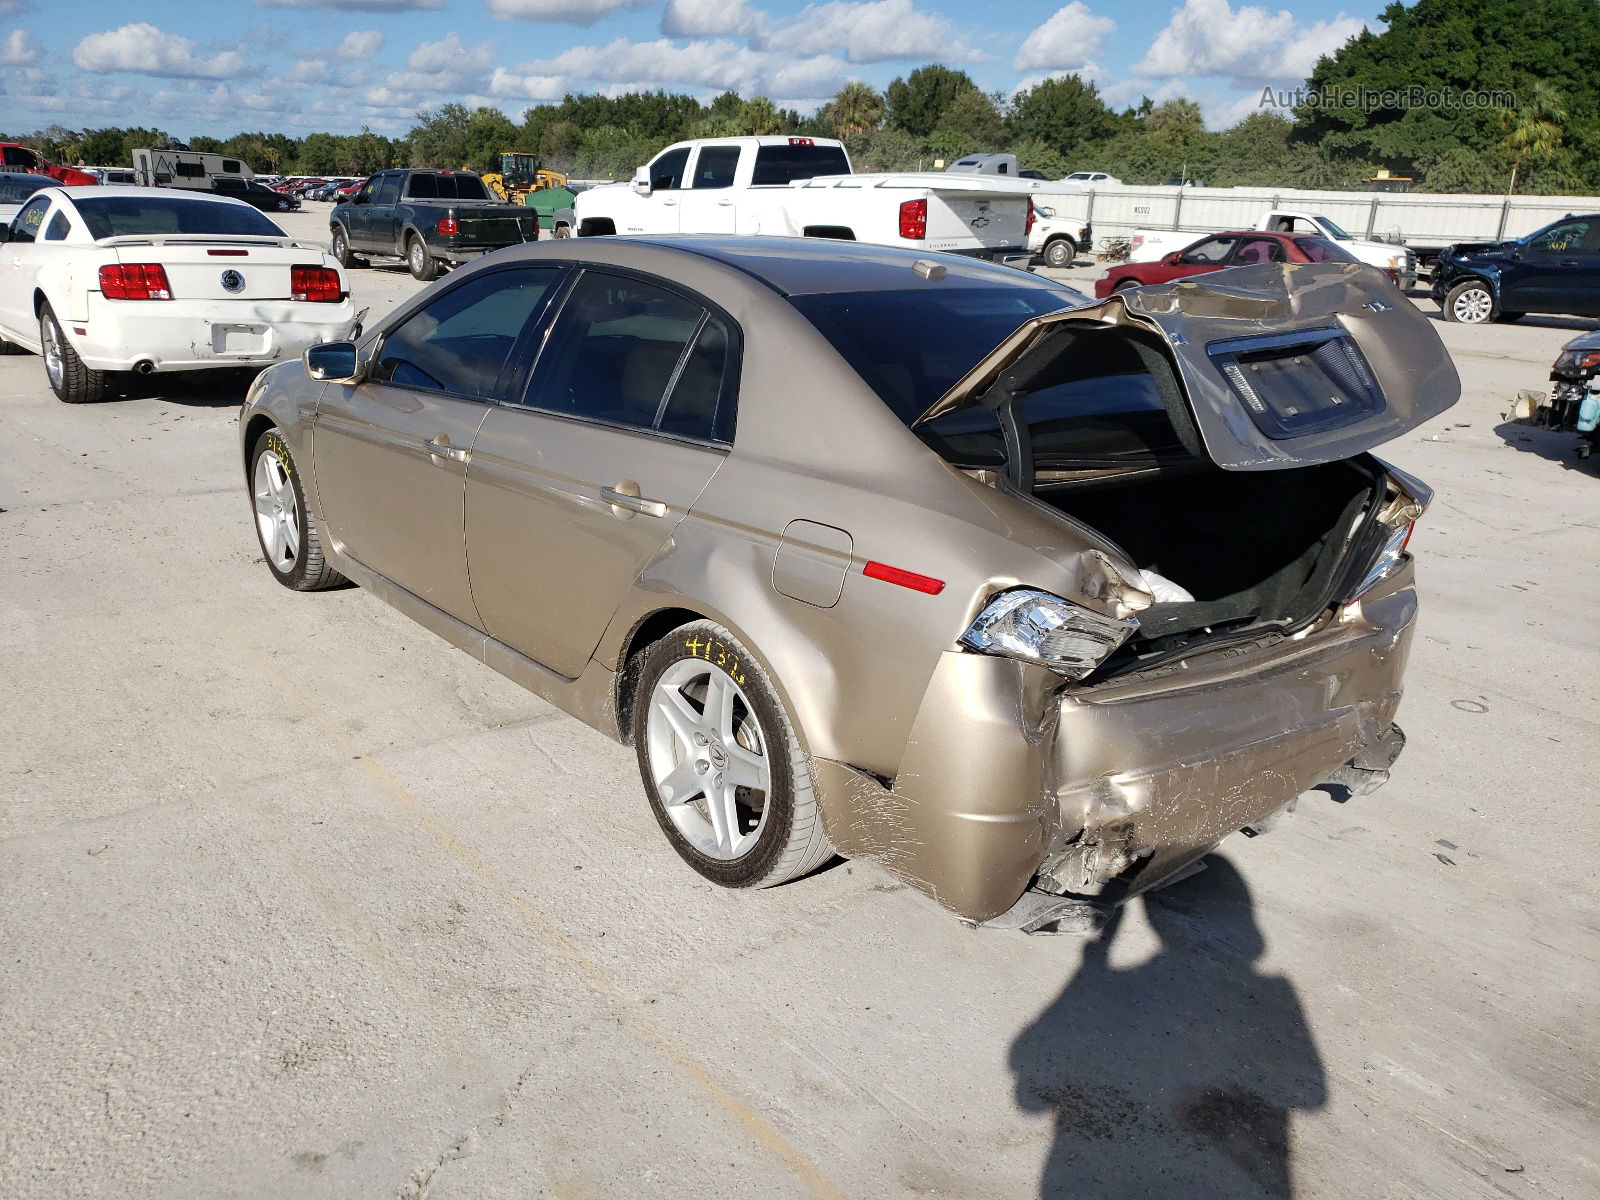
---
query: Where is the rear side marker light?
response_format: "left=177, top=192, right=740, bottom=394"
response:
left=99, top=263, right=172, bottom=300
left=899, top=199, right=927, bottom=241
left=863, top=561, right=944, bottom=595
left=290, top=264, right=343, bottom=303
left=437, top=216, right=459, bottom=236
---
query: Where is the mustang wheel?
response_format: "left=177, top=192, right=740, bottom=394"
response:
left=407, top=236, right=439, bottom=282
left=250, top=430, right=345, bottom=591
left=1043, top=238, right=1076, bottom=269
left=1444, top=280, right=1494, bottom=324
left=633, top=622, right=833, bottom=888
left=39, top=302, right=107, bottom=403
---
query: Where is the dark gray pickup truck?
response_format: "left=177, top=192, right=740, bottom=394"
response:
left=330, top=168, right=540, bottom=281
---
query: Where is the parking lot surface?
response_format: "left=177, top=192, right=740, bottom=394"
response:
left=2, top=210, right=1597, bottom=1199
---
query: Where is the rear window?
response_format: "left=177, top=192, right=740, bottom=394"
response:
left=72, top=196, right=284, bottom=239
left=0, top=175, right=52, bottom=204
left=787, top=286, right=1083, bottom=423
left=751, top=144, right=850, bottom=185
left=406, top=173, right=489, bottom=200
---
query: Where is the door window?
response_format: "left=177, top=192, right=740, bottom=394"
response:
left=369, top=267, right=563, bottom=400
left=1230, top=237, right=1286, bottom=266
left=525, top=271, right=734, bottom=440
left=8, top=195, right=51, bottom=244
left=689, top=146, right=740, bottom=190
left=1178, top=236, right=1236, bottom=265
left=373, top=173, right=401, bottom=206
left=2, top=146, right=39, bottom=169
left=1527, top=220, right=1594, bottom=255
left=647, top=148, right=690, bottom=191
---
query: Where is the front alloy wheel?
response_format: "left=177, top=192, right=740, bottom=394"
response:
left=1444, top=280, right=1494, bottom=324
left=250, top=431, right=345, bottom=591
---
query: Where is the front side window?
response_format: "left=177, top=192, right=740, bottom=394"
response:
left=1178, top=236, right=1237, bottom=265
left=648, top=148, right=690, bottom=191
left=8, top=196, right=52, bottom=244
left=373, top=174, right=402, bottom=206
left=370, top=266, right=563, bottom=400
left=690, top=147, right=740, bottom=190
left=525, top=271, right=733, bottom=440
left=1528, top=220, right=1593, bottom=254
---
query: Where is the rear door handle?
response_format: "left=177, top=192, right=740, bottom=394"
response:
left=601, top=483, right=667, bottom=518
left=1560, top=259, right=1580, bottom=267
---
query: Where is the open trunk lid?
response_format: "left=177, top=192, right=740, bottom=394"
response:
left=915, top=262, right=1460, bottom=469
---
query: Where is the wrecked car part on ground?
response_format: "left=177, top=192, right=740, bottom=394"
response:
left=238, top=239, right=1458, bottom=931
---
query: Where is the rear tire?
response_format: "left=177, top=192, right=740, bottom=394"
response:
left=1112, top=279, right=1140, bottom=293
left=407, top=236, right=439, bottom=282
left=250, top=429, right=346, bottom=592
left=39, top=302, right=107, bottom=404
left=631, top=621, right=833, bottom=889
left=1043, top=237, right=1077, bottom=269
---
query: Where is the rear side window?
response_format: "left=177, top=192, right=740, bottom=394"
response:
left=370, top=267, right=562, bottom=399
left=44, top=211, right=71, bottom=241
left=406, top=173, right=439, bottom=199
left=751, top=144, right=850, bottom=184
left=524, top=271, right=734, bottom=441
left=73, top=196, right=283, bottom=238
left=690, top=147, right=740, bottom=190
left=1293, top=238, right=1354, bottom=263
left=1231, top=237, right=1286, bottom=265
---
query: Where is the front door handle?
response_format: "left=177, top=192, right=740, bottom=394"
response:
left=601, top=482, right=667, bottom=519
left=427, top=435, right=469, bottom=466
left=1560, top=259, right=1580, bottom=267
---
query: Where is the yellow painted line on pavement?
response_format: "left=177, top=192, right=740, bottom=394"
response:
left=138, top=542, right=845, bottom=1200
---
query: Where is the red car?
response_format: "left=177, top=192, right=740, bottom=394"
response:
left=0, top=142, right=96, bottom=188
left=1094, top=230, right=1370, bottom=298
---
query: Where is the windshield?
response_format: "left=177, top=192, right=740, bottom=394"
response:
left=787, top=286, right=1086, bottom=425
left=751, top=144, right=850, bottom=185
left=1317, top=216, right=1353, bottom=240
left=73, top=196, right=285, bottom=239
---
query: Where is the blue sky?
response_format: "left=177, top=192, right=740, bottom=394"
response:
left=0, top=0, right=1382, bottom=140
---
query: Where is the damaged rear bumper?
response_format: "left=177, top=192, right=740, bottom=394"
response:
left=812, top=568, right=1417, bottom=925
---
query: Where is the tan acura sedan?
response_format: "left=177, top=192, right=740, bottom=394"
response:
left=239, top=237, right=1457, bottom=931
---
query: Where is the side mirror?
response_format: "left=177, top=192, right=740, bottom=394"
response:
left=352, top=192, right=369, bottom=205
left=1162, top=251, right=1182, bottom=265
left=631, top=166, right=652, bottom=196
left=305, top=341, right=362, bottom=383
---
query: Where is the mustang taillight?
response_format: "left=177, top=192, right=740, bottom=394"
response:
left=290, top=265, right=342, bottom=303
left=1025, top=199, right=1036, bottom=236
left=99, top=263, right=172, bottom=301
left=437, top=216, right=459, bottom=236
left=899, top=199, right=927, bottom=241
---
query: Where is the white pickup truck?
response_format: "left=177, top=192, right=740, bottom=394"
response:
left=574, top=136, right=1032, bottom=261
left=1130, top=210, right=1417, bottom=288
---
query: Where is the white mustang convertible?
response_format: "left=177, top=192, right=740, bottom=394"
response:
left=0, top=186, right=358, bottom=403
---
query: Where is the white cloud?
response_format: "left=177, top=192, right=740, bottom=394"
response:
left=491, top=36, right=849, bottom=102
left=73, top=23, right=246, bottom=79
left=489, top=0, right=654, bottom=26
left=1135, top=0, right=1363, bottom=85
left=1014, top=3, right=1116, bottom=73
left=406, top=31, right=494, bottom=73
left=255, top=0, right=443, bottom=11
left=661, top=0, right=765, bottom=38
left=762, top=0, right=972, bottom=64
left=1, top=27, right=40, bottom=65
left=337, top=30, right=384, bottom=57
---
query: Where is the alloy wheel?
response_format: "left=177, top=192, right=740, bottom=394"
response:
left=41, top=313, right=64, bottom=390
left=253, top=448, right=301, bottom=571
left=1451, top=287, right=1492, bottom=323
left=645, top=658, right=771, bottom=860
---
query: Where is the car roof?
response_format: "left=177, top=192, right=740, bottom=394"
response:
left=54, top=185, right=255, bottom=209
left=561, top=235, right=1082, bottom=300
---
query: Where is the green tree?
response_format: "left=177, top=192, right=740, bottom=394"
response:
left=1504, top=80, right=1566, bottom=193
left=739, top=97, right=783, bottom=135
left=409, top=103, right=472, bottom=169
left=79, top=128, right=128, bottom=166
left=819, top=81, right=885, bottom=139
left=885, top=65, right=979, bottom=138
left=932, top=87, right=1006, bottom=151
left=1006, top=76, right=1119, bottom=160
left=464, top=106, right=520, bottom=173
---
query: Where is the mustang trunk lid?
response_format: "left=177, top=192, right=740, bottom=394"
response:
left=916, top=262, right=1460, bottom=469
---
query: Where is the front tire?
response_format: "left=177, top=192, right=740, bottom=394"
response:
left=250, top=430, right=346, bottom=592
left=39, top=302, right=107, bottom=403
left=330, top=227, right=364, bottom=269
left=1112, top=279, right=1140, bottom=293
left=1443, top=280, right=1495, bottom=324
left=407, top=236, right=439, bottom=282
left=632, top=621, right=833, bottom=889
left=1043, top=237, right=1077, bottom=269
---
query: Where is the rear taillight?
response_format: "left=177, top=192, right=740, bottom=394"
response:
left=290, top=265, right=342, bottom=303
left=437, top=216, right=459, bottom=237
left=1131, top=235, right=1144, bottom=251
left=1351, top=520, right=1416, bottom=600
left=899, top=199, right=927, bottom=241
left=1025, top=199, right=1036, bottom=236
left=99, top=263, right=172, bottom=301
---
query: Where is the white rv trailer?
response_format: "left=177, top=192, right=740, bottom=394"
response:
left=131, top=148, right=254, bottom=190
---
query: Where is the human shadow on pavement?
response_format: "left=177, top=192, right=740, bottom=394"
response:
left=1009, top=857, right=1326, bottom=1199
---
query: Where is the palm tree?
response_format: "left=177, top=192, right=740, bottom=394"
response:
left=823, top=82, right=886, bottom=140
left=740, top=97, right=783, bottom=136
left=1504, top=81, right=1566, bottom=195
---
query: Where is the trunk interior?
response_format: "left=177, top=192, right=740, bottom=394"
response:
left=1037, top=459, right=1380, bottom=659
